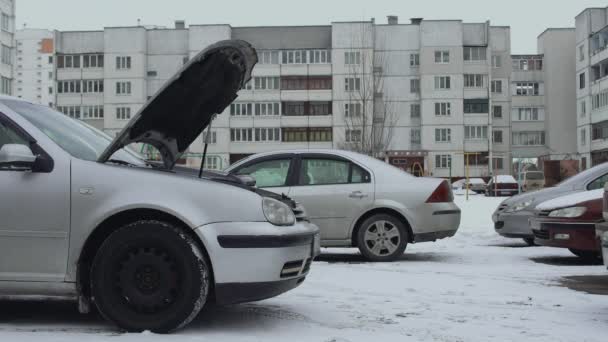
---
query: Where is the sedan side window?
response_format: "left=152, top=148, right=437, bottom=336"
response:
left=588, top=173, right=608, bottom=190
left=236, top=159, right=291, bottom=187
left=351, top=164, right=371, bottom=184
left=0, top=120, right=28, bottom=149
left=299, top=159, right=350, bottom=186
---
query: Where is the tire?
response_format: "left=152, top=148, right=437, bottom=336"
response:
left=523, top=238, right=536, bottom=246
left=91, top=220, right=209, bottom=333
left=568, top=248, right=601, bottom=262
left=356, top=214, right=408, bottom=262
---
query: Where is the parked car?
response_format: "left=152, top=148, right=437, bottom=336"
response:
left=0, top=40, right=321, bottom=333
left=224, top=150, right=462, bottom=261
left=518, top=170, right=545, bottom=192
left=466, top=178, right=487, bottom=193
left=486, top=175, right=519, bottom=197
left=595, top=182, right=608, bottom=269
left=493, top=162, right=608, bottom=246
left=530, top=189, right=603, bottom=261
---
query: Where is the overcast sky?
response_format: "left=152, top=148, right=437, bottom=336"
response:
left=14, top=0, right=608, bottom=53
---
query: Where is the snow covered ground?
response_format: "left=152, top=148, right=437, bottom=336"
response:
left=2, top=194, right=608, bottom=341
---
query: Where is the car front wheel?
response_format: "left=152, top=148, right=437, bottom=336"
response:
left=568, top=248, right=601, bottom=262
left=357, top=214, right=408, bottom=262
left=91, top=220, right=210, bottom=333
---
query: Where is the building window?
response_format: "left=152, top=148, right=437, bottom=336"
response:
left=48, top=71, right=53, bottom=79
left=410, top=103, right=421, bottom=118
left=435, top=155, right=452, bottom=169
left=434, top=50, right=449, bottom=63
left=512, top=131, right=545, bottom=146
left=514, top=107, right=541, bottom=121
left=48, top=87, right=53, bottom=94
left=514, top=82, right=540, bottom=96
left=465, top=125, right=488, bottom=140
left=116, top=81, right=132, bottom=95
left=492, top=105, right=503, bottom=119
left=592, top=121, right=608, bottom=140
left=202, top=131, right=217, bottom=144
left=1, top=45, right=11, bottom=65
left=258, top=50, right=280, bottom=65
left=282, top=127, right=332, bottom=142
left=230, top=103, right=253, bottom=116
left=116, top=56, right=131, bottom=70
left=579, top=44, right=585, bottom=61
left=493, top=130, right=503, bottom=144
left=116, top=107, right=131, bottom=120
left=434, top=76, right=451, bottom=90
left=57, top=55, right=81, bottom=69
left=492, top=157, right=504, bottom=170
left=255, top=102, right=281, bottom=116
left=491, top=80, right=502, bottom=93
left=592, top=91, right=608, bottom=110
left=411, top=129, right=421, bottom=144
left=84, top=54, right=104, bottom=68
left=345, top=129, right=362, bottom=143
left=255, top=128, right=281, bottom=142
left=492, top=55, right=502, bottom=68
left=57, top=80, right=82, bottom=94
left=464, top=99, right=488, bottom=114
left=464, top=74, right=485, bottom=88
left=83, top=79, right=104, bottom=93
left=435, top=128, right=451, bottom=143
left=230, top=128, right=253, bottom=142
left=410, top=53, right=419, bottom=67
left=410, top=79, right=420, bottom=93
left=82, top=105, right=104, bottom=119
left=345, top=103, right=362, bottom=117
left=345, top=77, right=361, bottom=92
left=254, top=76, right=280, bottom=90
left=204, top=156, right=221, bottom=170
left=344, top=51, right=361, bottom=65
left=281, top=50, right=308, bottom=64
left=463, top=47, right=486, bottom=61
left=434, top=102, right=451, bottom=116
left=512, top=56, right=543, bottom=71
left=309, top=50, right=331, bottom=64
left=580, top=100, right=586, bottom=117
left=579, top=72, right=586, bottom=89
left=0, top=77, right=11, bottom=95
left=581, top=128, right=586, bottom=146
left=1, top=13, right=9, bottom=31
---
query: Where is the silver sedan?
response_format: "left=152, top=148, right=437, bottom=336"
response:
left=226, top=150, right=461, bottom=261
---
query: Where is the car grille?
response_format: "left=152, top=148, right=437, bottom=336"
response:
left=494, top=221, right=504, bottom=230
left=533, top=229, right=550, bottom=240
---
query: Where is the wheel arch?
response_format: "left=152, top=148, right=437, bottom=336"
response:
left=76, top=208, right=214, bottom=302
left=350, top=207, right=414, bottom=246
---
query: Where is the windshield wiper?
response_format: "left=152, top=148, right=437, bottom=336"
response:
left=107, top=159, right=138, bottom=167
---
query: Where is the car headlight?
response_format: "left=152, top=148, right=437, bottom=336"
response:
left=262, top=197, right=296, bottom=226
left=548, top=207, right=587, bottom=218
left=506, top=200, right=533, bottom=213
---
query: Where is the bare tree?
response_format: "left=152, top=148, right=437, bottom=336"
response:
left=339, top=22, right=397, bottom=158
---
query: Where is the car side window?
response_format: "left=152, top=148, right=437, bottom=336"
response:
left=235, top=158, right=292, bottom=188
left=351, top=164, right=371, bottom=184
left=299, top=158, right=350, bottom=186
left=587, top=173, right=608, bottom=190
left=0, top=120, right=28, bottom=150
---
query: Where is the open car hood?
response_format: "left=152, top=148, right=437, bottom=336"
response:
left=97, top=40, right=257, bottom=169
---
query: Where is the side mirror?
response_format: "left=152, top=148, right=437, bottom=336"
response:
left=0, top=144, right=37, bottom=170
left=235, top=174, right=257, bottom=187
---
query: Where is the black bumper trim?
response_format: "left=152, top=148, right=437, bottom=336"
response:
left=215, top=277, right=306, bottom=305
left=413, top=229, right=458, bottom=243
left=433, top=210, right=461, bottom=216
left=217, top=233, right=314, bottom=248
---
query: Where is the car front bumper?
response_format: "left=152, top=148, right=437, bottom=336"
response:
left=195, top=220, right=320, bottom=305
left=492, top=209, right=534, bottom=239
left=531, top=218, right=599, bottom=252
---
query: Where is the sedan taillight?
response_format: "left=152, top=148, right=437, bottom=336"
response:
left=426, top=181, right=454, bottom=203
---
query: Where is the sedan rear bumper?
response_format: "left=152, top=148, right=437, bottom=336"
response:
left=531, top=219, right=599, bottom=252
left=408, top=203, right=461, bottom=242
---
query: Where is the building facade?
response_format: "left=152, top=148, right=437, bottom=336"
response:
left=15, top=16, right=578, bottom=177
left=0, top=0, right=14, bottom=95
left=14, top=28, right=55, bottom=106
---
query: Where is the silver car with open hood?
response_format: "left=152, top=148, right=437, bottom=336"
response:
left=0, top=40, right=320, bottom=333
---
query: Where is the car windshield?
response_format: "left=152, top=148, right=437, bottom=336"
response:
left=2, top=100, right=146, bottom=166
left=556, top=162, right=607, bottom=187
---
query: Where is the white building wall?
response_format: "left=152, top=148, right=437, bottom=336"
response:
left=14, top=29, right=55, bottom=106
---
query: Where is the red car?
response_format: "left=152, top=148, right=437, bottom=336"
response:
left=486, top=175, right=519, bottom=197
left=530, top=189, right=604, bottom=261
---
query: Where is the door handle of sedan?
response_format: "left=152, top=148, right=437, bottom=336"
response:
left=349, top=191, right=368, bottom=199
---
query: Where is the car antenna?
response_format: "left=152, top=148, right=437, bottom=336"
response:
left=198, top=116, right=214, bottom=179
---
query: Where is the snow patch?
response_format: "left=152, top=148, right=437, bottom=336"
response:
left=492, top=175, right=517, bottom=183
left=536, top=189, right=604, bottom=211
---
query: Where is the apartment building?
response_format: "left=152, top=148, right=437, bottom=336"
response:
left=0, top=0, right=14, bottom=95
left=14, top=28, right=55, bottom=106
left=511, top=29, right=576, bottom=168
left=576, top=7, right=608, bottom=169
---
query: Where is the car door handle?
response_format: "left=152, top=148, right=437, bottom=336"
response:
left=349, top=191, right=368, bottom=199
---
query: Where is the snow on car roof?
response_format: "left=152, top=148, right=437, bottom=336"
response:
left=536, top=189, right=604, bottom=211
left=468, top=178, right=486, bottom=184
left=494, top=175, right=517, bottom=183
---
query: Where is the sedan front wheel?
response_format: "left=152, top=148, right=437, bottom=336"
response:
left=357, top=214, right=408, bottom=262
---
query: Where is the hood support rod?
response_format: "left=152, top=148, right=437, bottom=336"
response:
left=198, top=118, right=214, bottom=178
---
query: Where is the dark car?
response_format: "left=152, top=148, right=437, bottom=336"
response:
left=486, top=175, right=519, bottom=197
